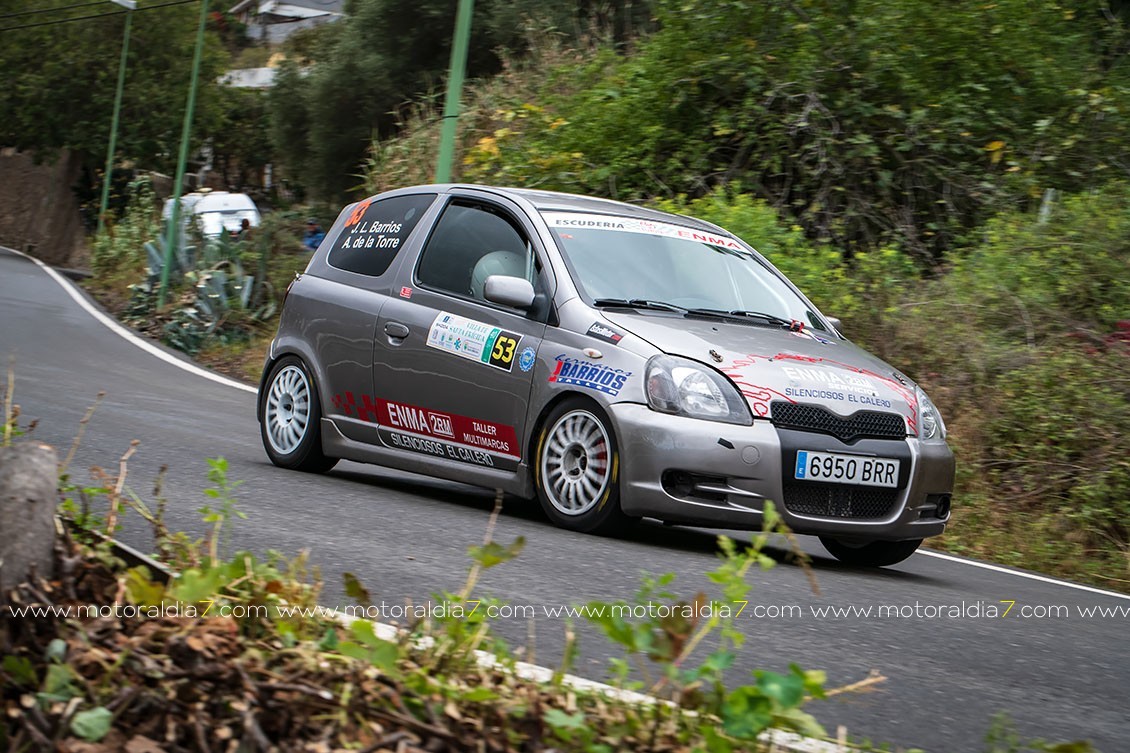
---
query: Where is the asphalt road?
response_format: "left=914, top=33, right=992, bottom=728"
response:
left=2, top=247, right=1127, bottom=752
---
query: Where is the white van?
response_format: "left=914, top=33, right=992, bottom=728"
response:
left=162, top=190, right=261, bottom=238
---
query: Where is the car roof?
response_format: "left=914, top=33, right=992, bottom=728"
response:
left=193, top=192, right=258, bottom=212
left=387, top=184, right=729, bottom=235
left=162, top=191, right=259, bottom=216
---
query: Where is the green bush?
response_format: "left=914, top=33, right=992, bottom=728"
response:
left=90, top=178, right=160, bottom=279
left=953, top=187, right=1130, bottom=340
left=886, top=187, right=1130, bottom=584
left=986, top=346, right=1130, bottom=544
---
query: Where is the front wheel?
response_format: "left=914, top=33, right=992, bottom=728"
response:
left=533, top=399, right=632, bottom=535
left=260, top=356, right=338, bottom=473
left=820, top=536, right=922, bottom=567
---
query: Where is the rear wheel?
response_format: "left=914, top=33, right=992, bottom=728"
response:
left=534, top=398, right=632, bottom=535
left=820, top=536, right=922, bottom=567
left=260, top=356, right=338, bottom=473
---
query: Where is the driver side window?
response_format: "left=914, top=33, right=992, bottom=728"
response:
left=416, top=201, right=535, bottom=302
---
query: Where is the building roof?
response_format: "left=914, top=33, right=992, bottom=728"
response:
left=229, top=0, right=342, bottom=18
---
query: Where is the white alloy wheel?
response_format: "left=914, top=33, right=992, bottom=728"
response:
left=540, top=409, right=612, bottom=516
left=265, top=364, right=311, bottom=455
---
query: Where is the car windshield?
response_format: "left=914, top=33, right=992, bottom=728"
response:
left=543, top=211, right=830, bottom=330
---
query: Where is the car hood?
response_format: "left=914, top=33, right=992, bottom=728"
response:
left=601, top=312, right=920, bottom=433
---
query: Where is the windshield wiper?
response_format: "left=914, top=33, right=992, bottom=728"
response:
left=593, top=298, right=689, bottom=314
left=593, top=300, right=799, bottom=329
left=685, top=308, right=796, bottom=328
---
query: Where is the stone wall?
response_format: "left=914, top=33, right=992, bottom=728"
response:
left=0, top=147, right=89, bottom=268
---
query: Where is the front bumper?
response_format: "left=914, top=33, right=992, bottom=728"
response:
left=609, top=403, right=955, bottom=541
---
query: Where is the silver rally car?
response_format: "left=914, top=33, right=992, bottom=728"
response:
left=258, top=184, right=954, bottom=567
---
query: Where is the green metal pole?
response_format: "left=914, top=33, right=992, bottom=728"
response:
left=434, top=0, right=474, bottom=184
left=158, top=0, right=210, bottom=307
left=97, top=1, right=136, bottom=235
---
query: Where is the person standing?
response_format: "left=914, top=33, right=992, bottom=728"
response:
left=303, top=219, right=325, bottom=252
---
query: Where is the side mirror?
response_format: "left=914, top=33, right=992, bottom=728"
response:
left=826, top=317, right=843, bottom=333
left=483, top=275, right=536, bottom=309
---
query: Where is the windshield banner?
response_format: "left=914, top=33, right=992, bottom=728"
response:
left=542, top=212, right=745, bottom=251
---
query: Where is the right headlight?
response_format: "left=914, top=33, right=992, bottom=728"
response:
left=645, top=355, right=752, bottom=425
left=917, top=387, right=946, bottom=440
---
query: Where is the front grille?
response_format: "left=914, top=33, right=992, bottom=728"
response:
left=782, top=482, right=899, bottom=519
left=771, top=401, right=906, bottom=442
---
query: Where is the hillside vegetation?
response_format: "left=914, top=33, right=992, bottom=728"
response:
left=358, top=3, right=1130, bottom=589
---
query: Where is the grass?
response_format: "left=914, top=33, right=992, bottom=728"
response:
left=196, top=335, right=271, bottom=384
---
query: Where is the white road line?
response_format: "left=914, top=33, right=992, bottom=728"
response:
left=9, top=245, right=1130, bottom=606
left=917, top=549, right=1130, bottom=601
left=1, top=246, right=257, bottom=395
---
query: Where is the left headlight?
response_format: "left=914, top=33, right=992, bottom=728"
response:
left=645, top=355, right=752, bottom=425
left=917, top=387, right=946, bottom=440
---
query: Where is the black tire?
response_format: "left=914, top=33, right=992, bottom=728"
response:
left=819, top=536, right=922, bottom=567
left=259, top=355, right=338, bottom=473
left=533, top=397, right=633, bottom=535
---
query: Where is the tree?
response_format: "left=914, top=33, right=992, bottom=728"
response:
left=268, top=0, right=654, bottom=201
left=211, top=87, right=273, bottom=191
left=0, top=1, right=229, bottom=175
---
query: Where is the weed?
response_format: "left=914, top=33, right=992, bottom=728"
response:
left=199, top=456, right=247, bottom=563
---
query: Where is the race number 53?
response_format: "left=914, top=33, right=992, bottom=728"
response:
left=488, top=332, right=521, bottom=370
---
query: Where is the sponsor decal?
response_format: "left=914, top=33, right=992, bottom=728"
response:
left=782, top=365, right=879, bottom=397
left=586, top=321, right=624, bottom=345
left=850, top=394, right=893, bottom=408
left=548, top=354, right=631, bottom=396
left=384, top=430, right=499, bottom=468
left=377, top=398, right=520, bottom=457
left=383, top=401, right=455, bottom=439
left=723, top=352, right=918, bottom=431
left=543, top=211, right=746, bottom=251
left=426, top=312, right=523, bottom=372
left=332, top=393, right=522, bottom=468
left=399, top=286, right=413, bottom=299
left=518, top=346, right=536, bottom=372
left=784, top=387, right=846, bottom=402
left=783, top=383, right=892, bottom=408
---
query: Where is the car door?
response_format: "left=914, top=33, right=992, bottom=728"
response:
left=371, top=194, right=554, bottom=474
left=298, top=192, right=440, bottom=445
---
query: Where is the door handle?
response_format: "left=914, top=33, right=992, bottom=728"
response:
left=384, top=322, right=410, bottom=339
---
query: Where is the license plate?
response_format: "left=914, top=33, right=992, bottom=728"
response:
left=794, top=451, right=899, bottom=488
